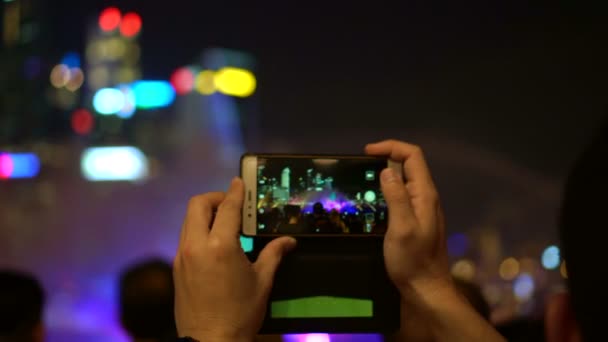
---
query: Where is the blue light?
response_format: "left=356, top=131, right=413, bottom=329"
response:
left=0, top=153, right=40, bottom=179
left=541, top=245, right=560, bottom=270
left=513, top=273, right=535, bottom=301
left=447, top=233, right=469, bottom=257
left=240, top=236, right=253, bottom=253
left=132, top=81, right=176, bottom=109
left=93, top=88, right=125, bottom=115
left=61, top=52, right=81, bottom=68
left=81, top=146, right=148, bottom=181
left=116, top=86, right=137, bottom=119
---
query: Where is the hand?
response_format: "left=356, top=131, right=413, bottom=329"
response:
left=174, top=178, right=296, bottom=342
left=366, top=140, right=451, bottom=295
left=367, top=140, right=506, bottom=342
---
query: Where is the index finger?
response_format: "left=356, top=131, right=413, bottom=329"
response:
left=179, top=192, right=226, bottom=250
left=365, top=140, right=436, bottom=189
left=210, top=177, right=245, bottom=242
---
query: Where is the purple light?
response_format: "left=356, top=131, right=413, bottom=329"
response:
left=447, top=233, right=469, bottom=257
left=284, top=334, right=330, bottom=342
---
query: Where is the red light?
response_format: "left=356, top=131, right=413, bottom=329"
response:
left=170, top=67, right=195, bottom=95
left=99, top=7, right=122, bottom=32
left=71, top=109, right=94, bottom=135
left=120, top=12, right=142, bottom=38
left=0, top=154, right=13, bottom=179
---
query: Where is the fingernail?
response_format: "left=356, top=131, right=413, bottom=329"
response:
left=284, top=237, right=297, bottom=251
left=381, top=168, right=397, bottom=183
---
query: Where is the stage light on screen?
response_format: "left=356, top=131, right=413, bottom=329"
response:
left=513, top=273, right=535, bottom=301
left=363, top=190, right=376, bottom=203
left=81, top=146, right=148, bottom=182
left=71, top=109, right=94, bottom=135
left=0, top=153, right=40, bottom=179
left=119, top=12, right=142, bottom=38
left=240, top=236, right=253, bottom=253
left=131, top=81, right=175, bottom=109
left=541, top=245, right=560, bottom=270
left=195, top=70, right=216, bottom=95
left=99, top=7, right=121, bottom=32
left=170, top=67, right=195, bottom=95
left=93, top=88, right=125, bottom=115
left=214, top=67, right=256, bottom=97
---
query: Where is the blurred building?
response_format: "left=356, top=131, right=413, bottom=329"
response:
left=0, top=0, right=55, bottom=144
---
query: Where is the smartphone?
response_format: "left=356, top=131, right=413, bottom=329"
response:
left=241, top=154, right=402, bottom=236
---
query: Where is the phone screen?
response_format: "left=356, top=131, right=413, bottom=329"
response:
left=255, top=156, right=388, bottom=235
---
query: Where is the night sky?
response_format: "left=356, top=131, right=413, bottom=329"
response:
left=35, top=0, right=608, bottom=178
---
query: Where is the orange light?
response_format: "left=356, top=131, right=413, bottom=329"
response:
left=120, top=13, right=142, bottom=38
left=99, top=7, right=121, bottom=32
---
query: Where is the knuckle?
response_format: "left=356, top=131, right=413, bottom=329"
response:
left=187, top=194, right=211, bottom=212
left=218, top=198, right=240, bottom=212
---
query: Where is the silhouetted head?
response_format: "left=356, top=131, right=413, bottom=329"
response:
left=545, top=123, right=608, bottom=342
left=119, top=259, right=176, bottom=342
left=0, top=270, right=45, bottom=342
left=312, top=202, right=325, bottom=215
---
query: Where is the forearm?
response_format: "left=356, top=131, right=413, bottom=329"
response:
left=399, top=280, right=506, bottom=342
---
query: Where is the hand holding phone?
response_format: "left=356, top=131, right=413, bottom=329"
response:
left=241, top=154, right=402, bottom=237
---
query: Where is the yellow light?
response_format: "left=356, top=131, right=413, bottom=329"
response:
left=50, top=64, right=71, bottom=88
left=451, top=259, right=476, bottom=281
left=116, top=67, right=137, bottom=84
left=88, top=67, right=110, bottom=90
left=106, top=38, right=126, bottom=59
left=499, top=257, right=520, bottom=281
left=66, top=68, right=85, bottom=92
left=195, top=70, right=216, bottom=95
left=560, top=261, right=568, bottom=279
left=214, top=67, right=256, bottom=97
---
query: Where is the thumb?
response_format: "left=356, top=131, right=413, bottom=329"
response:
left=254, top=236, right=297, bottom=290
left=380, top=168, right=415, bottom=239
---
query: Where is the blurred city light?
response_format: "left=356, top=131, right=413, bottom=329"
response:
left=61, top=52, right=81, bottom=68
left=81, top=146, right=148, bottom=182
left=513, top=273, right=535, bottom=301
left=560, top=261, right=568, bottom=279
left=499, top=257, right=520, bottom=281
left=132, top=81, right=175, bottom=109
left=541, top=245, right=560, bottom=270
left=50, top=64, right=71, bottom=88
left=117, top=85, right=136, bottom=118
left=99, top=7, right=122, bottom=32
left=71, top=109, right=94, bottom=135
left=214, top=67, right=256, bottom=97
left=65, top=67, right=85, bottom=92
left=0, top=153, right=41, bottom=179
left=447, top=232, right=469, bottom=257
left=195, top=70, right=216, bottom=95
left=451, top=259, right=476, bottom=281
left=119, top=12, right=142, bottom=38
left=170, top=67, right=195, bottom=95
left=93, top=88, right=125, bottom=115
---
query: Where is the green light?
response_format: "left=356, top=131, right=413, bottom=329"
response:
left=240, top=235, right=253, bottom=253
left=271, top=296, right=373, bottom=318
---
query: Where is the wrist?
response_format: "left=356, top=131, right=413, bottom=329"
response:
left=180, top=330, right=252, bottom=342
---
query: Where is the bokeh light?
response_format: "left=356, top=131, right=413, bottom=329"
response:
left=447, top=232, right=469, bottom=257
left=132, top=81, right=175, bottom=109
left=560, top=261, right=568, bottom=279
left=214, top=67, right=256, bottom=97
left=98, top=7, right=121, bottom=32
left=170, top=67, right=195, bottom=95
left=50, top=64, right=71, bottom=88
left=451, top=259, right=476, bottom=281
left=61, top=52, right=81, bottom=68
left=0, top=153, right=41, bottom=179
left=195, top=70, right=216, bottom=95
left=541, top=245, right=560, bottom=270
left=117, top=86, right=137, bottom=118
left=93, top=88, right=125, bottom=115
left=363, top=190, right=376, bottom=203
left=513, top=273, right=535, bottom=301
left=81, top=146, right=148, bottom=182
left=88, top=66, right=110, bottom=89
left=499, top=257, right=520, bottom=281
left=119, top=12, right=142, bottom=38
left=66, top=67, right=85, bottom=92
left=71, top=109, right=94, bottom=135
